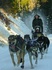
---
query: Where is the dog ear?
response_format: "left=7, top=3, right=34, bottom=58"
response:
left=8, top=36, right=10, bottom=41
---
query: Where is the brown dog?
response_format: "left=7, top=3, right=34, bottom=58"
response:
left=8, top=35, right=25, bottom=68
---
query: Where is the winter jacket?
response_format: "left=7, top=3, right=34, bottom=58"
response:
left=32, top=18, right=43, bottom=32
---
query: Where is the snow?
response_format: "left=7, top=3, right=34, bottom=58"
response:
left=0, top=13, right=52, bottom=70
left=0, top=16, right=31, bottom=44
left=8, top=15, right=31, bottom=37
left=47, top=34, right=52, bottom=43
left=0, top=34, right=52, bottom=70
left=0, top=21, right=10, bottom=38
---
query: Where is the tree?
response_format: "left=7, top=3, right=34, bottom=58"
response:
left=0, top=0, right=37, bottom=14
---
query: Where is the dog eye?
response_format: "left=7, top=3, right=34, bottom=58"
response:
left=13, top=42, right=14, bottom=44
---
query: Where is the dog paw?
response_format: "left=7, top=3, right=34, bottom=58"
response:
left=21, top=65, right=24, bottom=69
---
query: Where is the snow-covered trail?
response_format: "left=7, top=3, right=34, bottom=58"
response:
left=0, top=15, right=31, bottom=45
left=0, top=35, right=52, bottom=70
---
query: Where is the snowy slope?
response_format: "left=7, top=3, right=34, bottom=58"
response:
left=0, top=16, right=31, bottom=45
left=8, top=16, right=31, bottom=36
left=0, top=34, right=52, bottom=70
left=0, top=20, right=10, bottom=44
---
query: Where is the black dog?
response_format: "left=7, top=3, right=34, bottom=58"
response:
left=37, top=35, right=50, bottom=58
left=24, top=34, right=38, bottom=68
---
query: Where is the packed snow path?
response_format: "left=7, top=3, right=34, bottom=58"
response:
left=0, top=35, right=52, bottom=70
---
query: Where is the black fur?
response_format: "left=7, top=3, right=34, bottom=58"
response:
left=24, top=34, right=38, bottom=68
left=37, top=35, right=50, bottom=52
